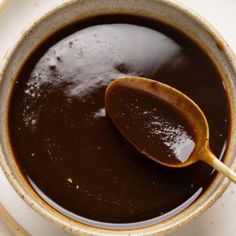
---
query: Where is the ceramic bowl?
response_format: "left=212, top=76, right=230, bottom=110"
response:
left=1, top=0, right=236, bottom=235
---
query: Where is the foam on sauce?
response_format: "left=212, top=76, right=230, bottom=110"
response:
left=8, top=16, right=229, bottom=228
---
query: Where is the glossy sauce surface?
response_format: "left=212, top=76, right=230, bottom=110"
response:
left=105, top=83, right=196, bottom=165
left=8, top=16, right=229, bottom=227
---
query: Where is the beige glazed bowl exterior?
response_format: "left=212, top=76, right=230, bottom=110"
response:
left=0, top=0, right=236, bottom=235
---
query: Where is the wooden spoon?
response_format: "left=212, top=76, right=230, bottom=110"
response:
left=105, top=76, right=236, bottom=183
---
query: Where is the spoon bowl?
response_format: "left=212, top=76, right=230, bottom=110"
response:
left=105, top=76, right=236, bottom=182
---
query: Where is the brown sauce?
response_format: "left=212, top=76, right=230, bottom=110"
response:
left=105, top=84, right=196, bottom=165
left=8, top=15, right=229, bottom=228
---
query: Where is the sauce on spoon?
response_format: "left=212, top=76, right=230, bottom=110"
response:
left=105, top=78, right=196, bottom=165
left=105, top=76, right=236, bottom=182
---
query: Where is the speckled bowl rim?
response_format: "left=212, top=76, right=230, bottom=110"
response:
left=0, top=0, right=236, bottom=235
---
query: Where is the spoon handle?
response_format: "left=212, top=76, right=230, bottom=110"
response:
left=200, top=146, right=236, bottom=183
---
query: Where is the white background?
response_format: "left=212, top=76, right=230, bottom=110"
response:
left=0, top=0, right=236, bottom=235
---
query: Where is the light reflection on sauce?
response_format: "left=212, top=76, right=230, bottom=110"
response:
left=22, top=24, right=181, bottom=129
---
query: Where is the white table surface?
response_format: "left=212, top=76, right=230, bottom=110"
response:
left=0, top=0, right=236, bottom=235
